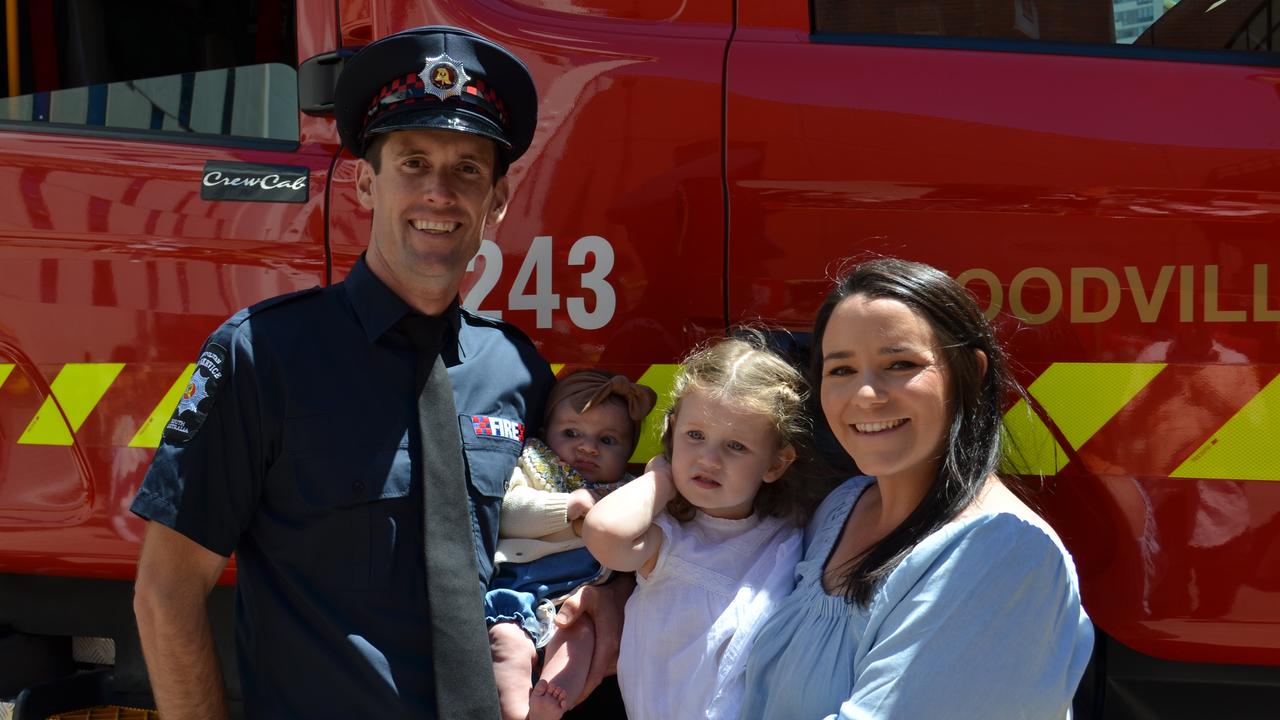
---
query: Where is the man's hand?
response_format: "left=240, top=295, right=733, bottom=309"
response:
left=554, top=574, right=636, bottom=707
left=133, top=522, right=230, bottom=720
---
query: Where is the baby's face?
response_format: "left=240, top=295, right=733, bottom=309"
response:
left=545, top=400, right=633, bottom=484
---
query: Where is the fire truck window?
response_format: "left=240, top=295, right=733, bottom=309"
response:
left=812, top=0, right=1280, bottom=56
left=0, top=0, right=297, bottom=143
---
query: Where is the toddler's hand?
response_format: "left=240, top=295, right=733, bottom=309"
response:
left=639, top=455, right=678, bottom=505
left=644, top=454, right=672, bottom=476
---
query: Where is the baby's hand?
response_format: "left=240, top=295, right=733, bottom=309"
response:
left=566, top=488, right=596, bottom=523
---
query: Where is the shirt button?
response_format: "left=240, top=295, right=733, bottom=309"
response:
left=352, top=480, right=365, bottom=492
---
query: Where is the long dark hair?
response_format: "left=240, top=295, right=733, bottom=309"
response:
left=811, top=257, right=1031, bottom=606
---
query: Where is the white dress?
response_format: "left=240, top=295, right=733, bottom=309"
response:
left=617, top=510, right=802, bottom=720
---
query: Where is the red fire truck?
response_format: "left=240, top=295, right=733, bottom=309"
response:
left=1, top=0, right=1277, bottom=717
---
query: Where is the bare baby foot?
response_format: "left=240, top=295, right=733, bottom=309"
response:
left=526, top=679, right=569, bottom=720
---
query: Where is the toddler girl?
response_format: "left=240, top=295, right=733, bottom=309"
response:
left=486, top=370, right=657, bottom=720
left=583, top=336, right=813, bottom=720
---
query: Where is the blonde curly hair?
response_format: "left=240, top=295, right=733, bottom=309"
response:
left=660, top=332, right=814, bottom=523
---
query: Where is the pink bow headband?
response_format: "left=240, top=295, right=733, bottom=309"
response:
left=545, top=371, right=658, bottom=426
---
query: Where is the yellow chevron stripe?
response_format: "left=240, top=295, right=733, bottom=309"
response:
left=1172, top=372, right=1280, bottom=481
left=1001, top=398, right=1069, bottom=475
left=19, top=360, right=1262, bottom=485
left=18, top=363, right=125, bottom=446
left=0, top=363, right=12, bottom=389
left=631, top=364, right=679, bottom=463
left=550, top=363, right=565, bottom=376
left=1027, top=362, right=1166, bottom=451
left=129, top=364, right=197, bottom=449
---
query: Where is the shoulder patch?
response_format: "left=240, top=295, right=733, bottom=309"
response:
left=163, top=340, right=229, bottom=444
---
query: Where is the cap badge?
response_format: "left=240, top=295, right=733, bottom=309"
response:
left=420, top=54, right=470, bottom=101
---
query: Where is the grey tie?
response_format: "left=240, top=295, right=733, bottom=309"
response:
left=399, top=313, right=500, bottom=719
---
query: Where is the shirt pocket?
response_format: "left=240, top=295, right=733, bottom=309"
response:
left=458, top=414, right=521, bottom=583
left=285, top=440, right=414, bottom=591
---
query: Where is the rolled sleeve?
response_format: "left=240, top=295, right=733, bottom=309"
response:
left=130, top=318, right=267, bottom=558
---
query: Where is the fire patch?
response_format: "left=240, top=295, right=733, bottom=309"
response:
left=163, top=342, right=228, bottom=444
left=471, top=415, right=524, bottom=442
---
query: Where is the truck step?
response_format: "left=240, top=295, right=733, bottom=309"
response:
left=47, top=708, right=158, bottom=720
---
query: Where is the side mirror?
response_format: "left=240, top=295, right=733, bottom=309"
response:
left=298, top=49, right=359, bottom=115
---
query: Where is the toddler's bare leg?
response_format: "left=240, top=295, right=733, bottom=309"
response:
left=527, top=616, right=595, bottom=720
left=489, top=621, right=538, bottom=720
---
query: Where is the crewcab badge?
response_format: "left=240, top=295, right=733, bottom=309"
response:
left=201, top=161, right=309, bottom=203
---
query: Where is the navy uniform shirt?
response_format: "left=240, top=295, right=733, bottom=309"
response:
left=131, top=256, right=553, bottom=718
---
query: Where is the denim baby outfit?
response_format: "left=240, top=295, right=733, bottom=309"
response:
left=483, top=438, right=626, bottom=645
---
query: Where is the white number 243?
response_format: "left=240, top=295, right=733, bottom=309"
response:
left=463, top=235, right=616, bottom=331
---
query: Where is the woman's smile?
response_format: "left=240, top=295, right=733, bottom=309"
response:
left=853, top=418, right=909, bottom=434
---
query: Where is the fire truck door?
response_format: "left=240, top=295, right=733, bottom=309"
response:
left=725, top=0, right=1280, bottom=688
left=0, top=0, right=338, bottom=574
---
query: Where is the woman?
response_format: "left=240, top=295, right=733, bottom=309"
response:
left=739, top=258, right=1094, bottom=719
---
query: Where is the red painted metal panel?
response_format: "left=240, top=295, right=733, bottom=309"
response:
left=0, top=2, right=339, bottom=582
left=727, top=5, right=1280, bottom=666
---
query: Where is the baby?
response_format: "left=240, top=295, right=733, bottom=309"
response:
left=485, top=369, right=657, bottom=720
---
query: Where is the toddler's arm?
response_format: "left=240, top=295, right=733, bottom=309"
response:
left=582, top=458, right=675, bottom=574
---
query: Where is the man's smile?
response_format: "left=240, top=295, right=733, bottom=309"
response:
left=410, top=219, right=461, bottom=234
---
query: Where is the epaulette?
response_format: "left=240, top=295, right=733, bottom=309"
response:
left=459, top=305, right=538, bottom=346
left=215, top=286, right=324, bottom=334
left=245, top=285, right=325, bottom=318
left=166, top=286, right=324, bottom=445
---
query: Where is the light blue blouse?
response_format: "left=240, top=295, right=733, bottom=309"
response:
left=740, top=476, right=1094, bottom=720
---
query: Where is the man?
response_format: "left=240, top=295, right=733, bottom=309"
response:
left=131, top=26, right=623, bottom=718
